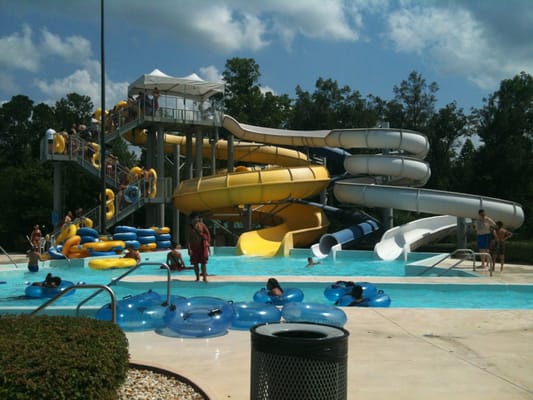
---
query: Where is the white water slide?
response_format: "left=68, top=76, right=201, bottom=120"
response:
left=223, top=116, right=525, bottom=259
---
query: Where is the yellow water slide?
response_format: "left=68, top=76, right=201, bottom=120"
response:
left=124, top=129, right=331, bottom=256
left=173, top=165, right=330, bottom=256
left=123, top=129, right=308, bottom=167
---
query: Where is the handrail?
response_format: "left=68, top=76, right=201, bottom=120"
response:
left=30, top=284, right=117, bottom=323
left=75, top=261, right=172, bottom=317
left=0, top=245, right=21, bottom=268
left=418, top=248, right=494, bottom=277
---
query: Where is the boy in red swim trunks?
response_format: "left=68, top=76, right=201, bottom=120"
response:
left=188, top=215, right=211, bottom=282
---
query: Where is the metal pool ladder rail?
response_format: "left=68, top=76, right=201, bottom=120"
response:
left=30, top=284, right=117, bottom=322
left=418, top=249, right=494, bottom=277
left=75, top=262, right=172, bottom=317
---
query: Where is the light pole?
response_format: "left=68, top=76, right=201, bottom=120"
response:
left=99, top=0, right=107, bottom=233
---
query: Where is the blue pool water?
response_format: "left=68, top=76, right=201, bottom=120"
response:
left=0, top=263, right=531, bottom=310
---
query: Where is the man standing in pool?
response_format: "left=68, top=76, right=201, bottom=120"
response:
left=188, top=214, right=211, bottom=282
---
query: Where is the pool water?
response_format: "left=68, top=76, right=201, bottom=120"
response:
left=1, top=250, right=524, bottom=311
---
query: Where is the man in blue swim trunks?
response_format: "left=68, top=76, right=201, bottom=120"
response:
left=473, top=209, right=496, bottom=269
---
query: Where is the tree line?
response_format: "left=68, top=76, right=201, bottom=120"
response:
left=0, top=58, right=531, bottom=250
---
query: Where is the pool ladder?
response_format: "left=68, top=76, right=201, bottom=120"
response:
left=29, top=262, right=173, bottom=323
left=418, top=249, right=494, bottom=277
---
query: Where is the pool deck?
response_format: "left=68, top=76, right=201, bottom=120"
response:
left=2, top=255, right=532, bottom=399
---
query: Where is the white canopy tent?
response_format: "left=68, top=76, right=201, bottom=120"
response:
left=128, top=69, right=224, bottom=102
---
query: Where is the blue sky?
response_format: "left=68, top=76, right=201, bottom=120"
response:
left=1, top=0, right=532, bottom=114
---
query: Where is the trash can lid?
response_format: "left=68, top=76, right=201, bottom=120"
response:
left=253, top=322, right=347, bottom=339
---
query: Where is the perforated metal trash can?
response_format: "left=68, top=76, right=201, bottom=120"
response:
left=251, top=322, right=349, bottom=400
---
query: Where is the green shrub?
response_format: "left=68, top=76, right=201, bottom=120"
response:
left=0, top=315, right=129, bottom=400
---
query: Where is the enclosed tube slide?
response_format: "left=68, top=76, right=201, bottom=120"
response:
left=223, top=115, right=525, bottom=259
left=313, top=220, right=380, bottom=258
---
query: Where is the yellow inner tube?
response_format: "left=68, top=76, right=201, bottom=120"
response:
left=147, top=168, right=157, bottom=198
left=56, top=224, right=77, bottom=245
left=89, top=257, right=137, bottom=270
left=62, top=235, right=81, bottom=256
left=53, top=134, right=65, bottom=154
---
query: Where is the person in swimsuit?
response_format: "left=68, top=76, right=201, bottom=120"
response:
left=491, top=221, right=513, bottom=272
left=188, top=215, right=211, bottom=282
left=473, top=209, right=496, bottom=268
left=26, top=246, right=42, bottom=273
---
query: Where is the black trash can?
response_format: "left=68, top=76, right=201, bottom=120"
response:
left=250, top=322, right=349, bottom=400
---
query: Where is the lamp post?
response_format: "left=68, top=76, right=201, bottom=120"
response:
left=99, top=0, right=107, bottom=233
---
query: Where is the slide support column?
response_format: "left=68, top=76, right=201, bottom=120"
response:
left=456, top=217, right=467, bottom=249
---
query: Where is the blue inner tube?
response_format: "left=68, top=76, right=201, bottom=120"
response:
left=124, top=185, right=140, bottom=203
left=114, top=232, right=137, bottom=241
left=136, top=228, right=156, bottom=237
left=138, top=235, right=156, bottom=244
left=156, top=240, right=171, bottom=249
left=324, top=281, right=355, bottom=301
left=230, top=302, right=282, bottom=330
left=48, top=246, right=65, bottom=259
left=156, top=233, right=172, bottom=241
left=77, top=227, right=99, bottom=237
left=124, top=240, right=141, bottom=250
left=80, top=235, right=98, bottom=244
left=115, top=225, right=137, bottom=233
left=164, top=296, right=233, bottom=337
left=25, top=280, right=75, bottom=298
left=335, top=282, right=391, bottom=308
left=253, top=288, right=304, bottom=306
left=282, top=302, right=347, bottom=327
left=95, top=291, right=181, bottom=332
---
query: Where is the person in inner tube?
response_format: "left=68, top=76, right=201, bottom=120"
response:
left=266, top=278, right=283, bottom=297
left=348, top=284, right=366, bottom=306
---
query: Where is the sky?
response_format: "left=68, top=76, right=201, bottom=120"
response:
left=1, top=0, right=532, bottom=114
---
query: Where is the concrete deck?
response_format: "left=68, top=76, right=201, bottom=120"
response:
left=2, top=254, right=532, bottom=399
left=124, top=261, right=533, bottom=400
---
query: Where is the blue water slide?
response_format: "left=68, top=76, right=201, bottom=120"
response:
left=316, top=220, right=380, bottom=256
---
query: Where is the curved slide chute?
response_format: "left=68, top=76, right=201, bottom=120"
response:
left=223, top=115, right=525, bottom=259
left=173, top=165, right=331, bottom=256
left=124, top=129, right=309, bottom=167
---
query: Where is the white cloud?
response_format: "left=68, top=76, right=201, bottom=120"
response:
left=199, top=65, right=223, bottom=83
left=41, top=28, right=92, bottom=62
left=386, top=5, right=533, bottom=90
left=0, top=25, right=40, bottom=72
left=0, top=71, right=20, bottom=94
left=260, top=85, right=275, bottom=95
left=34, top=60, right=129, bottom=108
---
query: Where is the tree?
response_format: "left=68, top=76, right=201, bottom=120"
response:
left=470, top=72, right=533, bottom=235
left=390, top=71, right=439, bottom=131
left=0, top=95, right=36, bottom=166
left=425, top=102, right=471, bottom=190
left=222, top=57, right=290, bottom=127
left=54, top=93, right=94, bottom=131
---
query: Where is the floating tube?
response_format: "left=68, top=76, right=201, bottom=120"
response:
left=230, top=302, right=282, bottom=330
left=96, top=291, right=172, bottom=332
left=335, top=282, right=391, bottom=307
left=316, top=220, right=379, bottom=256
left=253, top=288, right=304, bottom=306
left=88, top=251, right=119, bottom=257
left=164, top=296, right=233, bottom=337
left=88, top=257, right=137, bottom=270
left=124, top=185, right=140, bottom=203
left=25, top=280, right=76, bottom=298
left=323, top=281, right=356, bottom=302
left=281, top=302, right=347, bottom=327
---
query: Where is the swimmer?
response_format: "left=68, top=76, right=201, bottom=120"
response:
left=305, top=257, right=321, bottom=267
